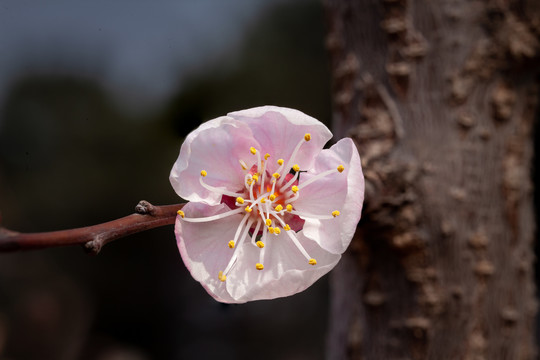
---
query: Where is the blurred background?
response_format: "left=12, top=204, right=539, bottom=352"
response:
left=0, top=1, right=334, bottom=359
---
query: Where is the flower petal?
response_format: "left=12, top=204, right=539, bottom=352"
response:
left=175, top=201, right=243, bottom=303
left=228, top=106, right=332, bottom=171
left=294, top=138, right=364, bottom=254
left=170, top=116, right=260, bottom=205
left=225, top=231, right=340, bottom=302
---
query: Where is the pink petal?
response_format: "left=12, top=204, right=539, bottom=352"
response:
left=225, top=231, right=340, bottom=302
left=228, top=106, right=332, bottom=172
left=175, top=201, right=243, bottom=303
left=294, top=138, right=364, bottom=254
left=170, top=116, right=260, bottom=205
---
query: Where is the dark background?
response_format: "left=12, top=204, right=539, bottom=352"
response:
left=0, top=1, right=334, bottom=359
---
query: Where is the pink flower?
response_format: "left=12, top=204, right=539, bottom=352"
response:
left=170, top=106, right=364, bottom=303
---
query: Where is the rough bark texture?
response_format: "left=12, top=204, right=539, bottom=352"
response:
left=324, top=0, right=540, bottom=359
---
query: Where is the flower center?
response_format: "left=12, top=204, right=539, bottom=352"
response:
left=178, top=133, right=345, bottom=282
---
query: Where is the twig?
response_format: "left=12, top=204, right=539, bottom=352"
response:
left=0, top=200, right=184, bottom=255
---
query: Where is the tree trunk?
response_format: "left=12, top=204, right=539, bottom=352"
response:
left=324, top=0, right=539, bottom=359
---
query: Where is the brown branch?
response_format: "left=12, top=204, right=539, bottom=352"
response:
left=0, top=200, right=184, bottom=255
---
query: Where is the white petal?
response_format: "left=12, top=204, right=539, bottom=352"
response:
left=170, top=116, right=259, bottom=205
left=175, top=202, right=242, bottom=303
left=294, top=138, right=364, bottom=254
left=225, top=231, right=341, bottom=302
left=228, top=106, right=332, bottom=171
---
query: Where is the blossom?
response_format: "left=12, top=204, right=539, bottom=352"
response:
left=170, top=106, right=364, bottom=303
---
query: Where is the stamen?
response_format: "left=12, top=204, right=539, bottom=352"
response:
left=218, top=271, right=226, bottom=282
left=222, top=216, right=254, bottom=276
left=200, top=170, right=207, bottom=177
left=309, top=258, right=317, bottom=265
left=244, top=174, right=252, bottom=189
left=252, top=174, right=259, bottom=182
left=256, top=241, right=265, bottom=248
left=286, top=204, right=293, bottom=212
left=337, top=164, right=345, bottom=173
left=250, top=218, right=262, bottom=242
left=272, top=172, right=280, bottom=179
left=265, top=218, right=272, bottom=227
left=277, top=159, right=284, bottom=166
left=177, top=210, right=185, bottom=218
left=297, top=168, right=340, bottom=190
left=245, top=206, right=253, bottom=213
left=181, top=207, right=244, bottom=222
left=279, top=137, right=305, bottom=186
left=283, top=227, right=313, bottom=261
left=275, top=204, right=283, bottom=212
left=249, top=220, right=263, bottom=248
left=284, top=192, right=299, bottom=204
left=269, top=194, right=277, bottom=201
left=250, top=147, right=257, bottom=155
left=239, top=160, right=248, bottom=170
left=249, top=176, right=255, bottom=200
left=284, top=224, right=291, bottom=231
left=289, top=209, right=338, bottom=220
left=264, top=153, right=271, bottom=160
left=281, top=170, right=300, bottom=190
left=291, top=185, right=299, bottom=193
left=228, top=240, right=235, bottom=248
left=274, top=227, right=281, bottom=235
left=332, top=210, right=341, bottom=217
left=260, top=154, right=268, bottom=193
left=292, top=164, right=300, bottom=172
left=268, top=227, right=275, bottom=234
left=236, top=197, right=244, bottom=204
left=255, top=263, right=264, bottom=270
left=304, top=133, right=311, bottom=141
left=199, top=176, right=244, bottom=198
left=264, top=201, right=271, bottom=222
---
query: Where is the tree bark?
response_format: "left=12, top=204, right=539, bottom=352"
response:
left=324, top=0, right=539, bottom=359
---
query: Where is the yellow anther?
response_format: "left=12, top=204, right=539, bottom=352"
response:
left=291, top=185, right=299, bottom=193
left=252, top=174, right=259, bottom=182
left=268, top=227, right=275, bottom=234
left=264, top=153, right=271, bottom=160
left=256, top=241, right=265, bottom=248
left=309, top=258, right=317, bottom=265
left=275, top=204, right=283, bottom=212
left=177, top=210, right=185, bottom=218
left=272, top=172, right=280, bottom=179
left=277, top=159, right=284, bottom=166
left=268, top=194, right=275, bottom=201
left=200, top=170, right=207, bottom=177
left=286, top=204, right=293, bottom=212
left=284, top=224, right=291, bottom=231
left=265, top=218, right=272, bottom=226
left=292, top=164, right=300, bottom=172
left=304, top=133, right=311, bottom=141
left=274, top=227, right=281, bottom=235
left=256, top=263, right=264, bottom=270
left=332, top=210, right=340, bottom=217
left=261, top=197, right=266, bottom=203
left=250, top=147, right=257, bottom=155
left=337, top=164, right=345, bottom=173
left=240, top=160, right=248, bottom=170
left=236, top=197, right=245, bottom=204
left=228, top=240, right=235, bottom=249
left=245, top=206, right=253, bottom=213
left=218, top=271, right=227, bottom=282
left=246, top=179, right=253, bottom=186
